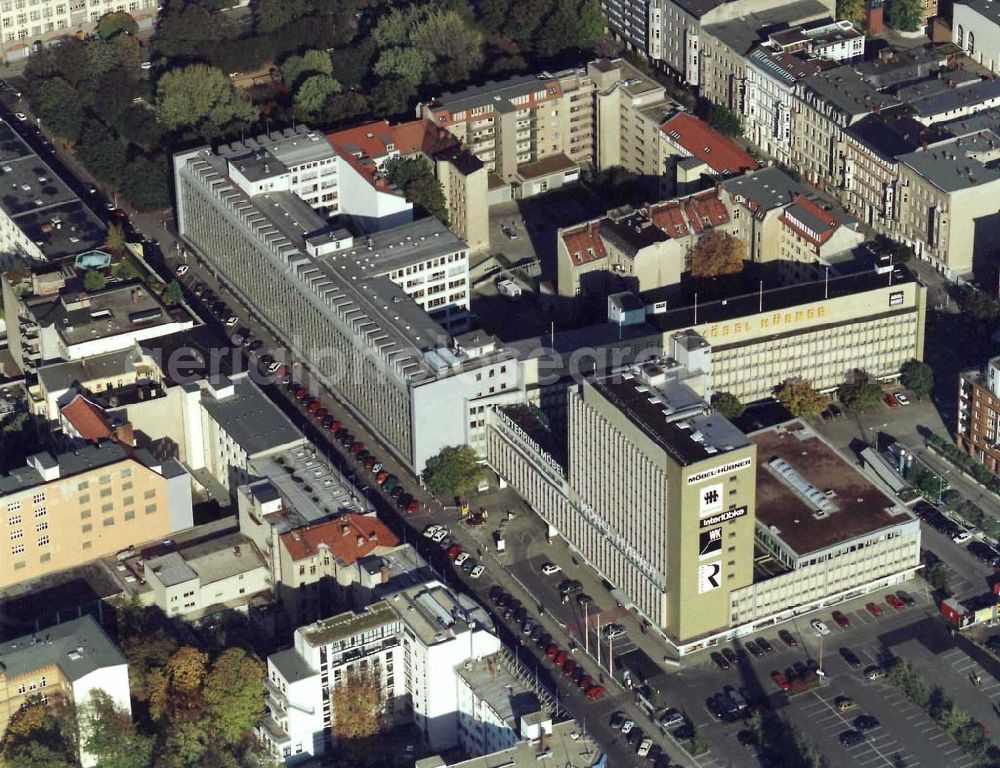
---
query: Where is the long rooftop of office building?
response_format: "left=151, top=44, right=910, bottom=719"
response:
left=178, top=131, right=502, bottom=384
left=0, top=120, right=105, bottom=261
left=590, top=361, right=750, bottom=466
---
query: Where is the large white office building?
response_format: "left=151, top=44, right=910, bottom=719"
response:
left=174, top=127, right=524, bottom=472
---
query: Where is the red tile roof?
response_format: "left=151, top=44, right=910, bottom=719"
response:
left=563, top=221, right=607, bottom=266
left=327, top=119, right=459, bottom=191
left=280, top=514, right=400, bottom=564
left=646, top=190, right=731, bottom=239
left=61, top=394, right=113, bottom=443
left=781, top=194, right=839, bottom=245
left=661, top=114, right=759, bottom=176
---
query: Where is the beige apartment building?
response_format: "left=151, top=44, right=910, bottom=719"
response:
left=896, top=125, right=1000, bottom=280
left=775, top=194, right=865, bottom=282
left=419, top=58, right=679, bottom=194
left=0, top=442, right=192, bottom=590
left=792, top=67, right=900, bottom=191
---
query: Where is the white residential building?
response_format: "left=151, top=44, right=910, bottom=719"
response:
left=0, top=0, right=160, bottom=63
left=260, top=581, right=501, bottom=764
left=143, top=531, right=270, bottom=619
left=743, top=48, right=826, bottom=166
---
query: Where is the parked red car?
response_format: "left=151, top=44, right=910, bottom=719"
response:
left=585, top=685, right=605, bottom=701
left=771, top=672, right=791, bottom=691
left=545, top=643, right=560, bottom=660
left=327, top=419, right=342, bottom=432
left=307, top=400, right=321, bottom=414
left=885, top=594, right=905, bottom=611
left=447, top=545, right=462, bottom=561
left=866, top=602, right=883, bottom=617
left=554, top=651, right=568, bottom=668
left=294, top=388, right=308, bottom=401
left=406, top=499, right=421, bottom=514
left=884, top=393, right=900, bottom=408
left=350, top=441, right=365, bottom=455
left=376, top=471, right=390, bottom=485
left=314, top=408, right=328, bottom=421
left=832, top=610, right=851, bottom=629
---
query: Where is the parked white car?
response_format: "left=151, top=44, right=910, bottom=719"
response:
left=454, top=552, right=469, bottom=566
left=811, top=619, right=830, bottom=636
left=470, top=565, right=485, bottom=579
left=541, top=562, right=561, bottom=576
left=175, top=264, right=189, bottom=276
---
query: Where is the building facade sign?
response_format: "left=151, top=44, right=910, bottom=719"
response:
left=703, top=306, right=827, bottom=340
left=687, top=457, right=753, bottom=485
left=700, top=528, right=723, bottom=559
left=699, top=561, right=722, bottom=593
left=699, top=505, right=749, bottom=529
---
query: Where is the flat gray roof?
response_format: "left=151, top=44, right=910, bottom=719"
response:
left=455, top=655, right=540, bottom=728
left=721, top=166, right=810, bottom=212
left=270, top=647, right=317, bottom=683
left=181, top=531, right=266, bottom=585
left=899, top=131, right=1000, bottom=192
left=428, top=720, right=602, bottom=768
left=591, top=364, right=750, bottom=466
left=146, top=551, right=198, bottom=587
left=800, top=65, right=899, bottom=119
left=25, top=283, right=183, bottom=348
left=0, top=442, right=130, bottom=495
left=428, top=74, right=551, bottom=115
left=0, top=120, right=105, bottom=260
left=199, top=372, right=305, bottom=458
left=0, top=614, right=125, bottom=682
left=704, top=0, right=830, bottom=54
left=36, top=345, right=141, bottom=393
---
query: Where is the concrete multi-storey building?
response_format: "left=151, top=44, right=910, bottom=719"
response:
left=2, top=270, right=194, bottom=375
left=896, top=121, right=1000, bottom=280
left=742, top=48, right=828, bottom=165
left=0, top=0, right=159, bottom=63
left=792, top=66, right=900, bottom=191
left=642, top=267, right=925, bottom=402
left=726, top=421, right=920, bottom=635
left=417, top=720, right=600, bottom=768
left=487, top=362, right=920, bottom=654
left=142, top=530, right=270, bottom=620
left=0, top=442, right=192, bottom=590
left=0, top=120, right=105, bottom=268
left=260, top=581, right=501, bottom=764
left=957, top=356, right=1000, bottom=476
left=0, top=615, right=131, bottom=767
left=418, top=59, right=678, bottom=194
left=174, top=130, right=524, bottom=472
left=327, top=119, right=489, bottom=254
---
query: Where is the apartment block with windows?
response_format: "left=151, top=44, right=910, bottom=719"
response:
left=0, top=442, right=192, bottom=590
left=0, top=615, right=131, bottom=767
left=174, top=130, right=523, bottom=472
left=957, top=356, right=1000, bottom=476
left=0, top=0, right=160, bottom=63
left=260, top=581, right=501, bottom=765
